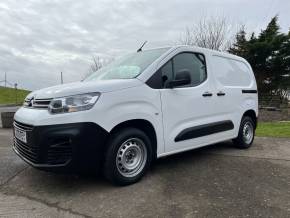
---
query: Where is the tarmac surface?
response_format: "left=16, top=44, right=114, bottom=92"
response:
left=0, top=128, right=289, bottom=217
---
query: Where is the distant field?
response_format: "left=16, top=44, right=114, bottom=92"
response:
left=0, top=87, right=30, bottom=105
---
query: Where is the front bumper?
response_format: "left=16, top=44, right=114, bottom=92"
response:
left=13, top=121, right=109, bottom=172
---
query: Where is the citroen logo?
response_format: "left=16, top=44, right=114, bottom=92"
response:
left=29, top=97, right=34, bottom=107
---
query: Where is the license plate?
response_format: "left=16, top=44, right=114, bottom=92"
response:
left=14, top=127, right=27, bottom=143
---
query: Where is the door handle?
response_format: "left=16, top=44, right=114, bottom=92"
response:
left=202, top=92, right=213, bottom=97
left=217, top=91, right=226, bottom=96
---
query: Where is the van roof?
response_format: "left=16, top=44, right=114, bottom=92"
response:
left=143, top=45, right=246, bottom=63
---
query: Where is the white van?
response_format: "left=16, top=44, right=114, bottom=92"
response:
left=13, top=46, right=258, bottom=185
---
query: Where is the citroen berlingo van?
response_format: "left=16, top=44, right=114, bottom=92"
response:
left=13, top=46, right=258, bottom=185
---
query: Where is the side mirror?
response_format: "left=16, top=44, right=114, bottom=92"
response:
left=167, top=70, right=191, bottom=88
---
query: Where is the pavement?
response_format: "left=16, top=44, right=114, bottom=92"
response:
left=0, top=128, right=290, bottom=218
left=0, top=106, right=19, bottom=113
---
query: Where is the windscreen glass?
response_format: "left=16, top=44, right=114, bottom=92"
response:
left=84, top=48, right=169, bottom=81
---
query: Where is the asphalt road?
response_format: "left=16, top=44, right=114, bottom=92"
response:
left=0, top=128, right=290, bottom=217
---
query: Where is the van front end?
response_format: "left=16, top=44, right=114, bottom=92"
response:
left=13, top=96, right=109, bottom=173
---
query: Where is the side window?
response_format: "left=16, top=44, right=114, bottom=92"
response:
left=173, top=53, right=207, bottom=87
left=155, top=52, right=207, bottom=88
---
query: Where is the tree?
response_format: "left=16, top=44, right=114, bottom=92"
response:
left=178, top=16, right=233, bottom=51
left=90, top=56, right=103, bottom=73
left=228, top=25, right=247, bottom=57
left=229, top=16, right=290, bottom=100
left=84, top=55, right=114, bottom=79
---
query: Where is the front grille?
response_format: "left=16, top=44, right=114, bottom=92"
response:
left=13, top=120, right=73, bottom=166
left=14, top=138, right=40, bottom=163
left=24, top=98, right=52, bottom=109
left=14, top=120, right=33, bottom=131
left=13, top=121, right=39, bottom=163
left=32, top=98, right=52, bottom=109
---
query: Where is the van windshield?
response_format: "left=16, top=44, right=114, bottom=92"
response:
left=84, top=48, right=169, bottom=81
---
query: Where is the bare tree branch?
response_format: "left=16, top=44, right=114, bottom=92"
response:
left=90, top=56, right=103, bottom=73
left=83, top=55, right=114, bottom=79
left=178, top=16, right=234, bottom=51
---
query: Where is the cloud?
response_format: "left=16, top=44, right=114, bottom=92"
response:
left=0, top=0, right=289, bottom=90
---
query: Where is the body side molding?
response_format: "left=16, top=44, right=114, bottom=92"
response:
left=175, top=120, right=234, bottom=142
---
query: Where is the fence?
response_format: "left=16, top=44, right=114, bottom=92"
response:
left=259, top=94, right=290, bottom=121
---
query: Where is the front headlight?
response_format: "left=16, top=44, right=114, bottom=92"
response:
left=48, top=92, right=100, bottom=114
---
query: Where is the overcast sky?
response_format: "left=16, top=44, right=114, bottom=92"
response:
left=0, top=0, right=289, bottom=91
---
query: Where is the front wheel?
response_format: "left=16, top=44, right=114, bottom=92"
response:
left=103, top=128, right=152, bottom=186
left=233, top=116, right=255, bottom=149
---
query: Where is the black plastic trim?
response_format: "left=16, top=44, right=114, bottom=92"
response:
left=242, top=90, right=258, bottom=94
left=202, top=92, right=213, bottom=97
left=217, top=92, right=226, bottom=96
left=13, top=121, right=109, bottom=172
left=145, top=69, right=163, bottom=89
left=175, top=120, right=234, bottom=142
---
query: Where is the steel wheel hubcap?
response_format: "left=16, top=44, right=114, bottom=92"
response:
left=116, top=138, right=147, bottom=177
left=242, top=121, right=253, bottom=144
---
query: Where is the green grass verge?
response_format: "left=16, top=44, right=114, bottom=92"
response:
left=0, top=87, right=30, bottom=105
left=256, top=122, right=290, bottom=138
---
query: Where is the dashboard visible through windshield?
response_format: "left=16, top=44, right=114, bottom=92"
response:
left=84, top=48, right=169, bottom=81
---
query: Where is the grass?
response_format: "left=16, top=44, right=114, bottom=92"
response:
left=0, top=86, right=30, bottom=105
left=256, top=121, right=290, bottom=138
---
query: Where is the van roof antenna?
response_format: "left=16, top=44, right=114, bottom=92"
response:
left=137, top=41, right=147, bottom=52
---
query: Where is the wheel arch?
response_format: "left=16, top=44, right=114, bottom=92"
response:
left=242, top=110, right=257, bottom=128
left=109, top=119, right=158, bottom=159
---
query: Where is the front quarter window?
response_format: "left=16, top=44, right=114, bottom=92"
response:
left=84, top=48, right=169, bottom=81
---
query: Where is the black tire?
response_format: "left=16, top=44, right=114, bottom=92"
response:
left=103, top=127, right=153, bottom=186
left=233, top=116, right=255, bottom=149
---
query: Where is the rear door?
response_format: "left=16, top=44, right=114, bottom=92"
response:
left=160, top=51, right=227, bottom=154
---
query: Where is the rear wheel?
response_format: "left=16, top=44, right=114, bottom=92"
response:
left=233, top=116, right=255, bottom=149
left=103, top=127, right=152, bottom=186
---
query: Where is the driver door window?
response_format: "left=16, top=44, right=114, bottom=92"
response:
left=161, top=52, right=207, bottom=88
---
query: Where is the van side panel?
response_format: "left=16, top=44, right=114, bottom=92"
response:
left=209, top=54, right=258, bottom=138
left=96, top=85, right=165, bottom=155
